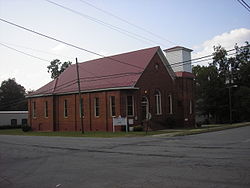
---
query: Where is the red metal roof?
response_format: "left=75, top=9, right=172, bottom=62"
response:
left=30, top=46, right=160, bottom=97
left=175, top=71, right=195, bottom=78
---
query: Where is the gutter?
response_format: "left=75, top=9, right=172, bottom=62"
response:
left=26, top=86, right=139, bottom=98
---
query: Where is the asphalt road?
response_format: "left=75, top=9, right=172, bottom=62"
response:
left=0, top=126, right=250, bottom=188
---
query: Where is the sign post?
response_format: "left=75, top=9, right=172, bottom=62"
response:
left=112, top=116, right=128, bottom=132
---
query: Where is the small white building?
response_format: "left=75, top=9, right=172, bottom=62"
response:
left=0, top=111, right=28, bottom=126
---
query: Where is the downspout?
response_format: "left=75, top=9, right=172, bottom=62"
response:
left=74, top=94, right=77, bottom=131
left=105, top=92, right=108, bottom=131
left=52, top=78, right=58, bottom=131
left=89, top=93, right=92, bottom=131
left=29, top=99, right=32, bottom=127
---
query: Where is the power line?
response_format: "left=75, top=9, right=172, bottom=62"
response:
left=241, top=0, right=250, bottom=9
left=0, top=17, right=144, bottom=70
left=0, top=41, right=74, bottom=60
left=80, top=71, right=142, bottom=81
left=78, top=0, right=178, bottom=46
left=0, top=42, right=50, bottom=62
left=170, top=48, right=236, bottom=67
left=1, top=18, right=246, bottom=76
left=45, top=0, right=166, bottom=47
left=237, top=0, right=250, bottom=12
left=31, top=79, right=78, bottom=96
left=0, top=98, right=27, bottom=109
left=172, top=52, right=238, bottom=68
left=0, top=21, right=243, bottom=73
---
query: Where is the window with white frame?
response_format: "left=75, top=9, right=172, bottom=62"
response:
left=110, top=96, right=116, bottom=117
left=127, top=96, right=134, bottom=116
left=168, top=94, right=173, bottom=114
left=94, top=97, right=100, bottom=117
left=44, top=101, right=48, bottom=118
left=32, top=101, right=36, bottom=118
left=155, top=90, right=162, bottom=115
left=79, top=98, right=84, bottom=118
left=64, top=99, right=68, bottom=118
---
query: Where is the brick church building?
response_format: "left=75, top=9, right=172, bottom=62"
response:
left=27, top=46, right=195, bottom=132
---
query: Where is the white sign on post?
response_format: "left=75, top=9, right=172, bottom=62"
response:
left=112, top=115, right=128, bottom=132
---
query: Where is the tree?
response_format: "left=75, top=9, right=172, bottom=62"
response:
left=193, top=42, right=250, bottom=123
left=47, top=59, right=72, bottom=79
left=0, top=78, right=27, bottom=111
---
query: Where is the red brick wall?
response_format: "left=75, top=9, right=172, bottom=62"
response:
left=28, top=52, right=195, bottom=131
left=28, top=91, right=121, bottom=132
left=134, top=53, right=177, bottom=129
left=28, top=96, right=54, bottom=131
left=175, top=77, right=195, bottom=127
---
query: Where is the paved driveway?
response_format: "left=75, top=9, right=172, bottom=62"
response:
left=0, top=126, right=250, bottom=188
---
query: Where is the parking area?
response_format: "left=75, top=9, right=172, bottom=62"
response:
left=0, top=126, right=250, bottom=188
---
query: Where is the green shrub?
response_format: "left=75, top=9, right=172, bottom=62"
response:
left=0, top=125, right=22, bottom=130
left=22, top=125, right=32, bottom=132
left=133, top=125, right=143, bottom=132
left=196, top=122, right=202, bottom=128
left=165, top=116, right=176, bottom=129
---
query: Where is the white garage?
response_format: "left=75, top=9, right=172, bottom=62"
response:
left=0, top=111, right=28, bottom=126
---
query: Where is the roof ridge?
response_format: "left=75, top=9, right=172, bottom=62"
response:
left=79, top=46, right=160, bottom=64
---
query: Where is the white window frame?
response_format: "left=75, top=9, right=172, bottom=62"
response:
left=126, top=96, right=134, bottom=116
left=32, top=101, right=36, bottom=118
left=94, top=97, right=100, bottom=117
left=44, top=101, right=48, bottom=118
left=79, top=98, right=84, bottom=118
left=64, top=99, right=68, bottom=118
left=109, top=96, right=116, bottom=117
left=155, top=90, right=162, bottom=115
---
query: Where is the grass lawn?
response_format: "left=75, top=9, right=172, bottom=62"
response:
left=0, top=129, right=177, bottom=138
left=0, top=122, right=249, bottom=138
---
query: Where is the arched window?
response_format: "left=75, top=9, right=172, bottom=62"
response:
left=155, top=90, right=162, bottom=115
left=168, top=94, right=173, bottom=114
left=141, top=96, right=149, bottom=120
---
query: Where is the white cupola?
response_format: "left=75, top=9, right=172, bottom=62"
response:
left=163, top=46, right=193, bottom=73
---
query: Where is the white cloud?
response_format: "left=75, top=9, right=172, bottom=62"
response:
left=51, top=43, right=67, bottom=52
left=192, top=28, right=250, bottom=65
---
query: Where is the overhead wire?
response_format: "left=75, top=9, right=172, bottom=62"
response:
left=171, top=52, right=238, bottom=68
left=0, top=24, right=244, bottom=73
left=45, top=0, right=167, bottom=47
left=0, top=17, right=228, bottom=70
left=0, top=98, right=27, bottom=110
left=0, top=17, right=144, bottom=70
left=170, top=48, right=236, bottom=67
left=78, top=0, right=178, bottom=46
left=237, top=0, right=250, bottom=12
left=0, top=41, right=74, bottom=60
left=241, top=0, right=250, bottom=9
left=0, top=42, right=51, bottom=62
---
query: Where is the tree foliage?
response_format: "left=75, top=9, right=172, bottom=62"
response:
left=47, top=59, right=72, bottom=79
left=0, top=78, right=27, bottom=111
left=193, top=42, right=250, bottom=123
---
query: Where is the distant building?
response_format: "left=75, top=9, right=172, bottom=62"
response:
left=27, top=46, right=195, bottom=132
left=0, top=111, right=28, bottom=126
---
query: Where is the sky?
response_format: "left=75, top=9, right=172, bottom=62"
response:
left=0, top=0, right=249, bottom=91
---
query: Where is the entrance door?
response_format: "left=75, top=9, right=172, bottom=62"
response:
left=141, top=96, right=149, bottom=121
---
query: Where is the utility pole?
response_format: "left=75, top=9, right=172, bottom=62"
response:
left=76, top=58, right=84, bottom=133
left=228, top=86, right=232, bottom=124
left=226, top=76, right=237, bottom=125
